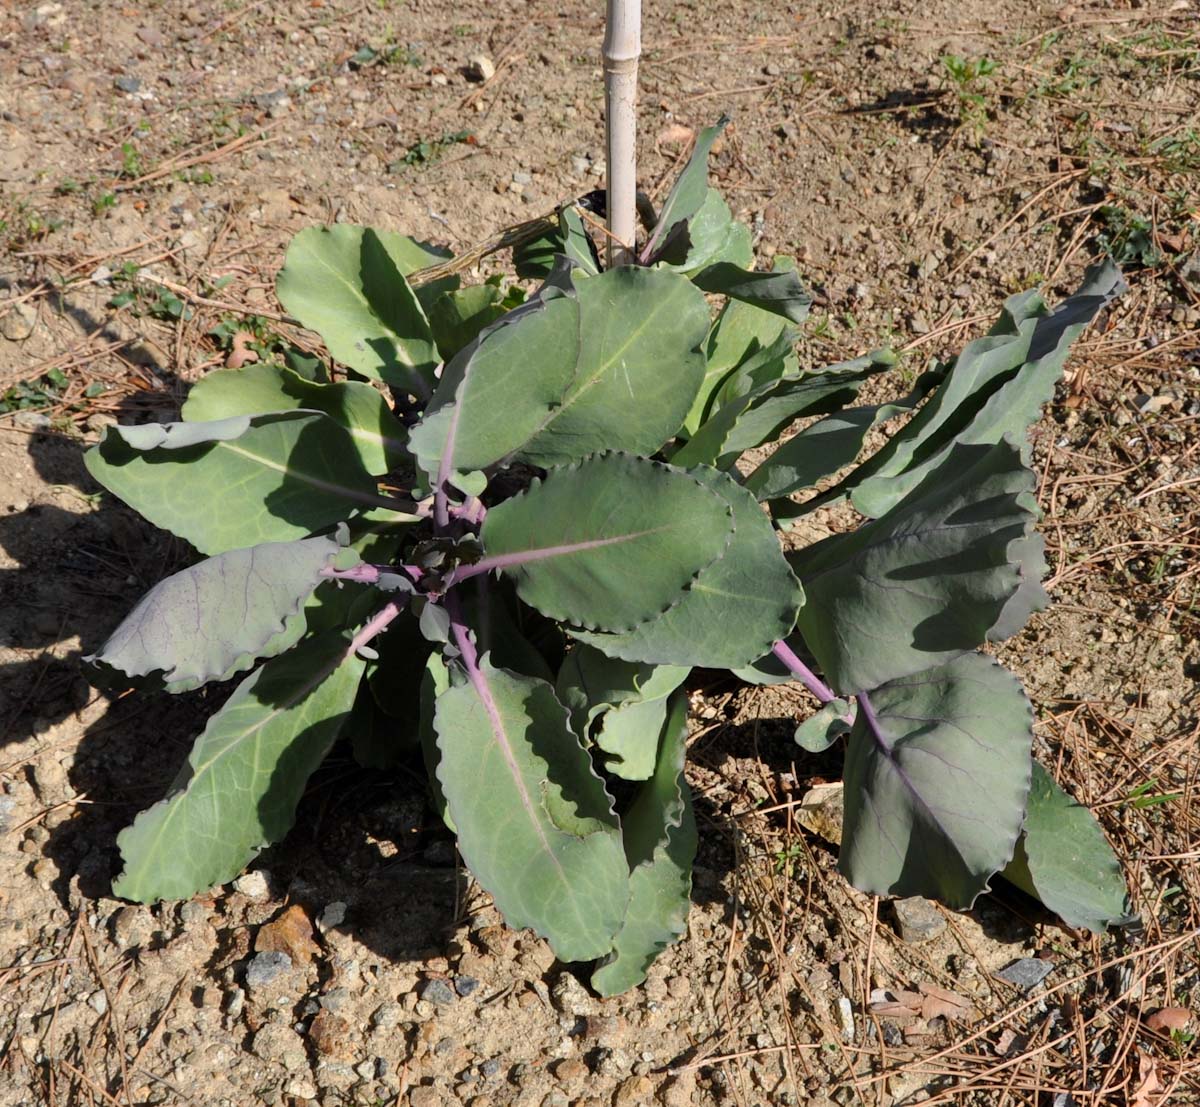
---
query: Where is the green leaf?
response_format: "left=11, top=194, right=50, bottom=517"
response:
left=478, top=453, right=733, bottom=632
left=804, top=260, right=1126, bottom=519
left=429, top=283, right=507, bottom=361
left=275, top=225, right=444, bottom=397
left=181, top=362, right=407, bottom=475
left=594, top=696, right=672, bottom=781
left=85, top=413, right=386, bottom=555
left=1002, top=762, right=1132, bottom=932
left=840, top=653, right=1032, bottom=908
left=592, top=691, right=696, bottom=996
left=555, top=643, right=688, bottom=736
left=409, top=292, right=578, bottom=474
left=113, top=634, right=364, bottom=902
left=691, top=262, right=813, bottom=324
left=671, top=349, right=893, bottom=470
left=419, top=652, right=455, bottom=831
left=792, top=439, right=1042, bottom=695
left=794, top=699, right=855, bottom=753
left=657, top=188, right=753, bottom=273
left=683, top=282, right=791, bottom=434
left=643, top=117, right=729, bottom=259
left=513, top=206, right=600, bottom=281
left=571, top=467, right=801, bottom=668
left=411, top=267, right=710, bottom=474
left=434, top=660, right=629, bottom=961
left=90, top=535, right=345, bottom=692
left=748, top=372, right=939, bottom=506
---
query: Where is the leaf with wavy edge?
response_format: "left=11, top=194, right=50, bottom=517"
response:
left=1002, top=761, right=1133, bottom=932
left=840, top=653, right=1032, bottom=908
left=90, top=535, right=348, bottom=692
left=113, top=633, right=364, bottom=902
left=571, top=467, right=801, bottom=668
left=683, top=275, right=791, bottom=434
left=85, top=412, right=387, bottom=555
left=275, top=225, right=446, bottom=397
left=801, top=260, right=1126, bottom=519
left=477, top=453, right=732, bottom=632
left=592, top=691, right=696, bottom=996
left=434, top=660, right=629, bottom=961
left=791, top=438, right=1041, bottom=695
left=182, top=362, right=407, bottom=475
left=555, top=643, right=688, bottom=736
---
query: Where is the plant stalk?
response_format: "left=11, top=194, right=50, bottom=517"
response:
left=603, top=0, right=641, bottom=266
left=771, top=640, right=837, bottom=704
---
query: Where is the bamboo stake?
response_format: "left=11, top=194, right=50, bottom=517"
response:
left=603, top=0, right=641, bottom=266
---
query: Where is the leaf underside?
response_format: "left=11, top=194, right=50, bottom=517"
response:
left=181, top=362, right=407, bottom=476
left=840, top=653, right=1033, bottom=908
left=90, top=535, right=344, bottom=692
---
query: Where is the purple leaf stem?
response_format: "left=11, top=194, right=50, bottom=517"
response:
left=346, top=597, right=407, bottom=659
left=854, top=691, right=886, bottom=749
left=321, top=564, right=424, bottom=585
left=770, top=639, right=837, bottom=705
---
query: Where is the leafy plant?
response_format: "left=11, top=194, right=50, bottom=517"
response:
left=941, top=53, right=999, bottom=136
left=84, top=120, right=1133, bottom=995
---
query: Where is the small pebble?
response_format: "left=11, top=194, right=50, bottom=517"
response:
left=233, top=870, right=270, bottom=900
left=317, top=901, right=347, bottom=933
left=892, top=896, right=946, bottom=944
left=995, top=957, right=1053, bottom=990
left=245, top=951, right=292, bottom=991
left=113, top=75, right=141, bottom=94
left=421, top=978, right=456, bottom=1006
left=454, top=976, right=480, bottom=997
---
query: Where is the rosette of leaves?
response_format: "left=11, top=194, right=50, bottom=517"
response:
left=84, top=124, right=1131, bottom=996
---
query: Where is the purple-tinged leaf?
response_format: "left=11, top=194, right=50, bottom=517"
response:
left=90, top=535, right=348, bottom=693
left=840, top=653, right=1032, bottom=908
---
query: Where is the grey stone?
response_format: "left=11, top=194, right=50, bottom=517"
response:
left=891, top=896, right=946, bottom=944
left=245, top=951, right=292, bottom=990
left=0, top=796, right=16, bottom=832
left=995, top=957, right=1053, bottom=990
left=454, top=975, right=479, bottom=997
left=371, top=1001, right=402, bottom=1030
left=317, top=901, right=346, bottom=933
left=550, top=972, right=595, bottom=1018
left=512, top=170, right=532, bottom=186
left=420, top=978, right=456, bottom=1006
left=114, top=76, right=142, bottom=93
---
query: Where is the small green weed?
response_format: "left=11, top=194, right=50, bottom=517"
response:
left=1097, top=205, right=1161, bottom=268
left=393, top=130, right=475, bottom=170
left=941, top=54, right=999, bottom=137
